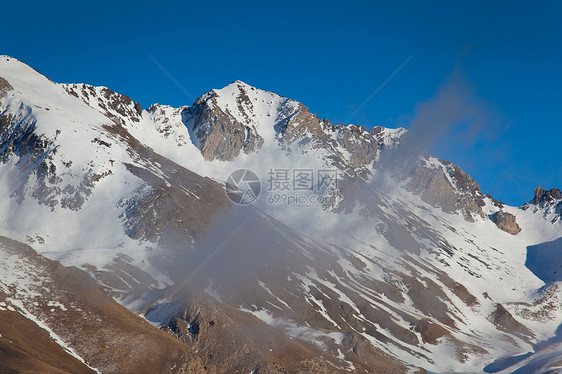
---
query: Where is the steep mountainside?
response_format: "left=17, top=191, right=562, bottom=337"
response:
left=1, top=236, right=372, bottom=374
left=1, top=55, right=562, bottom=373
left=0, top=235, right=193, bottom=374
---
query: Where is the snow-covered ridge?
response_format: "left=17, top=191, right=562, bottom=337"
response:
left=1, top=56, right=408, bottom=181
left=3, top=55, right=562, bottom=373
left=62, top=83, right=143, bottom=124
left=0, top=56, right=180, bottom=275
left=179, top=78, right=410, bottom=188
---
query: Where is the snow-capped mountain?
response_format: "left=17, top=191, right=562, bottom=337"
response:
left=1, top=55, right=562, bottom=374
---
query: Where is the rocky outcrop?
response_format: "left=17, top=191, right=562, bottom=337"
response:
left=181, top=96, right=263, bottom=161
left=183, top=81, right=407, bottom=180
left=492, top=211, right=521, bottom=234
left=489, top=304, right=533, bottom=339
left=275, top=105, right=383, bottom=177
left=531, top=186, right=562, bottom=206
left=525, top=186, right=562, bottom=222
left=103, top=123, right=230, bottom=245
left=414, top=318, right=450, bottom=344
left=0, top=76, right=13, bottom=97
left=181, top=83, right=266, bottom=161
left=406, top=159, right=486, bottom=221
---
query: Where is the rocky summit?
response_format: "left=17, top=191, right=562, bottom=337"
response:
left=1, top=56, right=562, bottom=373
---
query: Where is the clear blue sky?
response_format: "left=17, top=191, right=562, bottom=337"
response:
left=3, top=0, right=561, bottom=205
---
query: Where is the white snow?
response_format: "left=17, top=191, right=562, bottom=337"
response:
left=2, top=55, right=562, bottom=373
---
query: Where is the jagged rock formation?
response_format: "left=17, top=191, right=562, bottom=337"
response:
left=532, top=186, right=562, bottom=206
left=524, top=186, right=562, bottom=222
left=182, top=89, right=265, bottom=161
left=0, top=76, right=13, bottom=96
left=63, top=83, right=143, bottom=124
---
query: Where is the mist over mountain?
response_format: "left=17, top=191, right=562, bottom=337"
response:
left=1, top=56, right=562, bottom=374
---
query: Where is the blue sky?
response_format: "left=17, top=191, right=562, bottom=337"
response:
left=3, top=0, right=561, bottom=205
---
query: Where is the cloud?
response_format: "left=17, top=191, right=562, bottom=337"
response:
left=376, top=63, right=498, bottom=179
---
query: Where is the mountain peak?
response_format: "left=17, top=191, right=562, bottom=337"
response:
left=0, top=55, right=53, bottom=89
left=182, top=79, right=298, bottom=161
left=229, top=79, right=251, bottom=87
left=210, top=79, right=282, bottom=102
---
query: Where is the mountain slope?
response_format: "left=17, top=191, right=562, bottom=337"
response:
left=1, top=56, right=562, bottom=373
left=0, top=236, right=195, bottom=374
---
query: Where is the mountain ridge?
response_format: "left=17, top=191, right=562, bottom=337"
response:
left=1, top=55, right=562, bottom=373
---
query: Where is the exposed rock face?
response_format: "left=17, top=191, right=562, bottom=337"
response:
left=183, top=81, right=407, bottom=180
left=276, top=107, right=384, bottom=178
left=103, top=123, right=230, bottom=245
left=525, top=186, right=562, bottom=222
left=406, top=158, right=486, bottom=221
left=0, top=76, right=13, bottom=97
left=181, top=84, right=265, bottom=161
left=276, top=107, right=406, bottom=179
left=492, top=211, right=521, bottom=234
left=414, top=318, right=450, bottom=344
left=532, top=186, right=562, bottom=205
left=489, top=304, right=533, bottom=339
